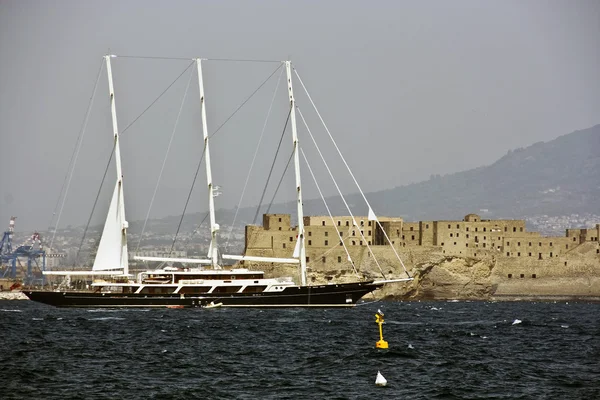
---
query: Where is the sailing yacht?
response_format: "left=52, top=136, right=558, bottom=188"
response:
left=24, top=56, right=411, bottom=308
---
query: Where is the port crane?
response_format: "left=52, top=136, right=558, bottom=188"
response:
left=0, top=217, right=47, bottom=286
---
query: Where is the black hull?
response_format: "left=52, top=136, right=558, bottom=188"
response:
left=23, top=281, right=383, bottom=308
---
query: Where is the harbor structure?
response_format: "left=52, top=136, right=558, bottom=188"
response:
left=243, top=213, right=600, bottom=299
left=245, top=213, right=599, bottom=267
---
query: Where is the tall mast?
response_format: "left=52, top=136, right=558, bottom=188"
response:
left=196, top=58, right=220, bottom=269
left=285, top=61, right=307, bottom=286
left=105, top=54, right=128, bottom=275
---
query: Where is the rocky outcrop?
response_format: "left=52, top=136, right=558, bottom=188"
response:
left=249, top=244, right=600, bottom=300
left=258, top=253, right=499, bottom=300
left=379, top=255, right=495, bottom=300
left=303, top=249, right=599, bottom=301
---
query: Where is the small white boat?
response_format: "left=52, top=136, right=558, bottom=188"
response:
left=204, top=302, right=223, bottom=309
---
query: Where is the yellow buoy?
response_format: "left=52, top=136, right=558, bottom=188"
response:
left=375, top=309, right=388, bottom=349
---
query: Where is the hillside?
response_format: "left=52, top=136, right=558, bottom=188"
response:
left=275, top=124, right=600, bottom=222
left=131, top=124, right=600, bottom=233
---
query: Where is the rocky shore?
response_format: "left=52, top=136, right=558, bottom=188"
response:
left=274, top=251, right=600, bottom=302
left=373, top=254, right=600, bottom=302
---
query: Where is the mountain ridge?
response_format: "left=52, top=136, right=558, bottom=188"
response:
left=127, top=123, right=600, bottom=233
left=296, top=123, right=600, bottom=221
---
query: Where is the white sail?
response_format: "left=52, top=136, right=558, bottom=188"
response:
left=368, top=207, right=378, bottom=221
left=92, top=181, right=128, bottom=272
left=292, top=236, right=300, bottom=258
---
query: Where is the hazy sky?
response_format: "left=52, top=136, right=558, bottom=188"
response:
left=1, top=0, right=599, bottom=232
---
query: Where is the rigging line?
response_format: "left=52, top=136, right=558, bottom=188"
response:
left=49, top=59, right=104, bottom=251
left=170, top=147, right=206, bottom=254
left=120, top=60, right=195, bottom=135
left=74, top=142, right=116, bottom=267
left=265, top=150, right=294, bottom=215
left=209, top=63, right=283, bottom=139
left=307, top=238, right=353, bottom=273
left=251, top=106, right=292, bottom=225
left=204, top=58, right=282, bottom=63
left=297, top=107, right=386, bottom=280
left=294, top=69, right=410, bottom=276
left=115, top=55, right=282, bottom=63
left=300, top=148, right=358, bottom=276
left=115, top=55, right=194, bottom=61
left=135, top=65, right=195, bottom=253
left=293, top=217, right=360, bottom=272
left=191, top=212, right=210, bottom=237
left=224, top=66, right=285, bottom=251
left=305, top=224, right=353, bottom=260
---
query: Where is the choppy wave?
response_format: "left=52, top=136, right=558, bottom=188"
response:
left=1, top=300, right=599, bottom=399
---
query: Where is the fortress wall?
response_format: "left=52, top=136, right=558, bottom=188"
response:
left=493, top=276, right=600, bottom=297
left=305, top=216, right=372, bottom=229
left=305, top=216, right=374, bottom=244
left=401, top=222, right=421, bottom=247
left=301, top=216, right=405, bottom=248
left=263, top=214, right=291, bottom=231
left=433, top=218, right=546, bottom=259
left=243, top=214, right=600, bottom=299
left=503, top=236, right=570, bottom=258
left=245, top=226, right=271, bottom=249
left=493, top=245, right=600, bottom=297
left=245, top=224, right=298, bottom=258
left=492, top=243, right=600, bottom=280
left=303, top=244, right=442, bottom=276
left=305, top=246, right=367, bottom=274
left=419, top=221, right=435, bottom=246
left=434, top=220, right=477, bottom=257
left=264, top=242, right=444, bottom=277
left=382, top=220, right=403, bottom=245
left=566, top=225, right=600, bottom=243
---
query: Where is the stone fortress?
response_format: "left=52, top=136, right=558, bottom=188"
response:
left=242, top=213, right=600, bottom=300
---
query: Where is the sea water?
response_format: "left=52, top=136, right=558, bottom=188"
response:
left=1, top=300, right=598, bottom=399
